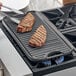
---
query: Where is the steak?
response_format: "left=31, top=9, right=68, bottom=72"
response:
left=29, top=25, right=47, bottom=47
left=17, top=13, right=35, bottom=33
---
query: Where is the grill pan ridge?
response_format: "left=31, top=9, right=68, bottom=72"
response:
left=2, top=12, right=73, bottom=62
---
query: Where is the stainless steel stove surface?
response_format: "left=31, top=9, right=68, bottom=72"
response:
left=1, top=3, right=76, bottom=76
left=0, top=28, right=32, bottom=76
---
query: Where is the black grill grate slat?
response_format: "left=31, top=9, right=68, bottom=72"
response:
left=30, top=43, right=69, bottom=56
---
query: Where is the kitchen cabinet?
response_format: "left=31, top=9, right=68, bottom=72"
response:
left=63, top=0, right=76, bottom=5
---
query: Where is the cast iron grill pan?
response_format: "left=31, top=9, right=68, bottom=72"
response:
left=2, top=12, right=72, bottom=61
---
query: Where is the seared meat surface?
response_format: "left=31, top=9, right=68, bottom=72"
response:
left=29, top=25, right=47, bottom=47
left=17, top=13, right=35, bottom=33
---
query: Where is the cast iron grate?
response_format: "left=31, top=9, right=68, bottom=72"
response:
left=42, top=4, right=76, bottom=32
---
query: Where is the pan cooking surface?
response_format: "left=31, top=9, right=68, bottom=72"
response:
left=3, top=12, right=72, bottom=61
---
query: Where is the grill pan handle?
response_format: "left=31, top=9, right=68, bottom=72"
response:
left=45, top=51, right=64, bottom=59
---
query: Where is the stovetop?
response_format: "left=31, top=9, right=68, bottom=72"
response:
left=1, top=3, right=76, bottom=76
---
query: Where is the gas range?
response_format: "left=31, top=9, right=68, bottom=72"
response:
left=1, top=3, right=76, bottom=76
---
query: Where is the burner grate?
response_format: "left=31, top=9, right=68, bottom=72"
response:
left=43, top=4, right=76, bottom=31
